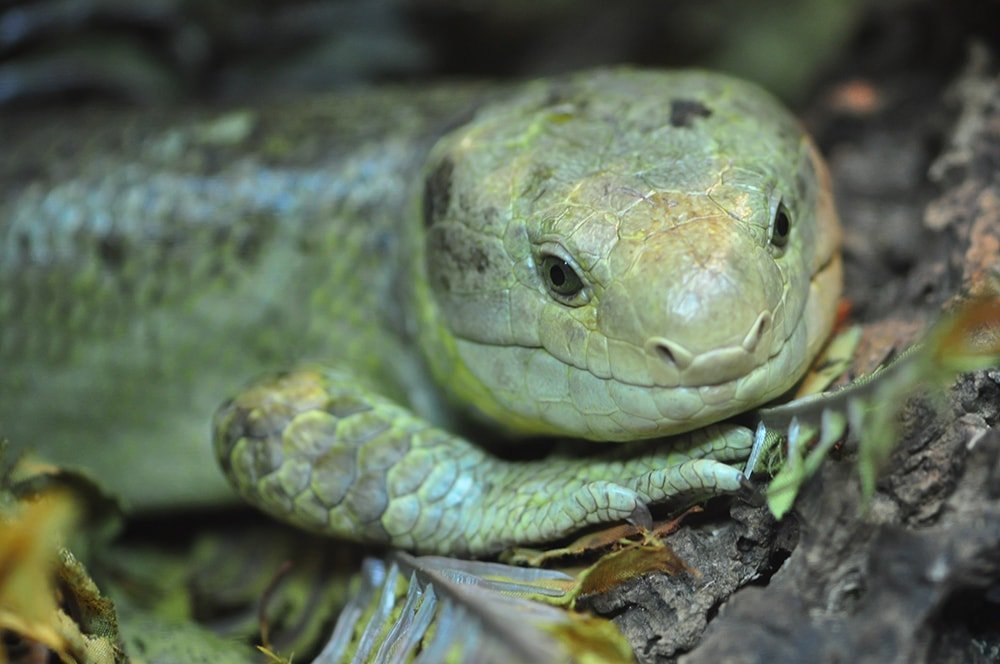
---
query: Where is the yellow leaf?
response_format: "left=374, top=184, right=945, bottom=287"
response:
left=572, top=543, right=693, bottom=604
left=0, top=491, right=79, bottom=658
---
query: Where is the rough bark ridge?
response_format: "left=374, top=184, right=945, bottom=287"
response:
left=585, top=36, right=1000, bottom=664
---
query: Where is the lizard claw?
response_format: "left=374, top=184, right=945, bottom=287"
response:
left=738, top=474, right=765, bottom=507
left=626, top=499, right=654, bottom=531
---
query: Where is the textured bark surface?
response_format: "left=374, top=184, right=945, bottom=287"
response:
left=584, top=15, right=1000, bottom=664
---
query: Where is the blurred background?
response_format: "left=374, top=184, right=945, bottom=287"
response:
left=0, top=0, right=994, bottom=110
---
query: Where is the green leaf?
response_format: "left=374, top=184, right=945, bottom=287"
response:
left=758, top=297, right=1000, bottom=516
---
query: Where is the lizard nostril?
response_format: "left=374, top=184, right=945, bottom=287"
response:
left=647, top=338, right=693, bottom=370
left=654, top=343, right=676, bottom=365
left=743, top=311, right=772, bottom=352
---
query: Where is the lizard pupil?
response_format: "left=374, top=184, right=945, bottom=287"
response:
left=771, top=202, right=792, bottom=248
left=541, top=254, right=584, bottom=298
left=549, top=264, right=566, bottom=286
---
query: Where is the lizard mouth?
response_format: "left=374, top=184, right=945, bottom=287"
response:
left=596, top=246, right=842, bottom=393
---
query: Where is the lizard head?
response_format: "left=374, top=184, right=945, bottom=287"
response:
left=416, top=69, right=841, bottom=441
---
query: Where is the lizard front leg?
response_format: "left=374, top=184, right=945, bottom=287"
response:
left=214, top=368, right=754, bottom=556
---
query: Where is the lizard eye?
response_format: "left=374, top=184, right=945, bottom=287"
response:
left=541, top=254, right=585, bottom=301
left=770, top=201, right=792, bottom=249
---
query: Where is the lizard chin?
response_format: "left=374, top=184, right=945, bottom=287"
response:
left=449, top=307, right=812, bottom=442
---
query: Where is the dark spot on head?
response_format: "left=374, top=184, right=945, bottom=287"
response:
left=796, top=150, right=816, bottom=204
left=436, top=229, right=491, bottom=274
left=426, top=226, right=496, bottom=295
left=423, top=157, right=454, bottom=228
left=97, top=234, right=126, bottom=268
left=669, top=99, right=713, bottom=128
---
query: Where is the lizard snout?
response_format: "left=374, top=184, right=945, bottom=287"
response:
left=644, top=309, right=773, bottom=387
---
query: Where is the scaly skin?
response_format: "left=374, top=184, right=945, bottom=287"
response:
left=214, top=69, right=842, bottom=555
left=214, top=369, right=756, bottom=554
left=1, top=84, right=484, bottom=508
left=1, top=70, right=841, bottom=554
